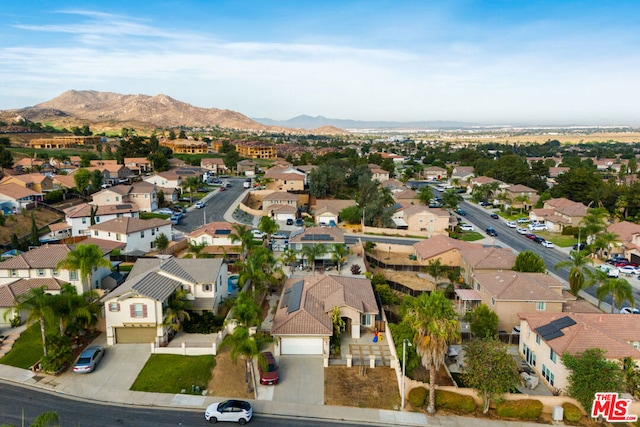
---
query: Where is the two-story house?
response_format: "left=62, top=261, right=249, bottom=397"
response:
left=103, top=257, right=228, bottom=345
left=200, top=158, right=227, bottom=175
left=0, top=174, right=53, bottom=200
left=64, top=202, right=140, bottom=236
left=459, top=247, right=516, bottom=286
left=503, top=184, right=539, bottom=211
left=424, top=166, right=447, bottom=181
left=187, top=222, right=241, bottom=260
left=264, top=166, right=306, bottom=191
left=87, top=217, right=172, bottom=254
left=91, top=182, right=158, bottom=212
left=392, top=205, right=452, bottom=235
left=143, top=171, right=184, bottom=193
left=289, top=227, right=346, bottom=270
left=262, top=192, right=299, bottom=221
left=0, top=183, right=41, bottom=212
left=530, top=198, right=588, bottom=233
left=369, top=164, right=390, bottom=182
left=124, top=157, right=153, bottom=176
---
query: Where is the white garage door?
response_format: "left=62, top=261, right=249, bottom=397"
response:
left=280, top=337, right=323, bottom=355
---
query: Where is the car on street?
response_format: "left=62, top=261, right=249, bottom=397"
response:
left=490, top=213, right=499, bottom=219
left=573, top=243, right=586, bottom=251
left=619, top=265, right=640, bottom=275
left=169, top=214, right=181, bottom=225
left=599, top=264, right=620, bottom=277
left=251, top=229, right=266, bottom=239
left=258, top=351, right=279, bottom=385
left=195, top=201, right=206, bottom=209
left=455, top=208, right=466, bottom=216
left=170, top=205, right=186, bottom=214
left=516, top=227, right=528, bottom=234
left=525, top=233, right=537, bottom=240
left=219, top=186, right=226, bottom=191
left=204, top=400, right=252, bottom=424
left=532, top=236, right=545, bottom=244
left=459, top=224, right=474, bottom=231
left=73, top=346, right=105, bottom=373
left=613, top=261, right=637, bottom=268
left=485, top=227, right=498, bottom=236
left=607, top=256, right=630, bottom=265
left=479, top=201, right=492, bottom=206
left=506, top=221, right=517, bottom=228
left=272, top=233, right=287, bottom=239
left=620, top=306, right=640, bottom=314
left=541, top=240, right=554, bottom=248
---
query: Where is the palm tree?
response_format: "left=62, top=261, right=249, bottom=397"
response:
left=424, top=258, right=447, bottom=288
left=594, top=231, right=619, bottom=260
left=163, top=287, right=192, bottom=335
left=11, top=286, right=55, bottom=357
left=554, top=251, right=594, bottom=296
left=440, top=189, right=462, bottom=212
left=1, top=410, right=60, bottom=427
left=513, top=194, right=531, bottom=214
left=223, top=326, right=260, bottom=393
left=188, top=241, right=207, bottom=258
left=180, top=176, right=201, bottom=203
left=51, top=284, right=100, bottom=336
left=280, top=249, right=298, bottom=275
left=418, top=186, right=434, bottom=205
left=406, top=290, right=460, bottom=414
left=230, top=224, right=255, bottom=260
left=258, top=216, right=279, bottom=246
left=237, top=252, right=269, bottom=294
left=331, top=244, right=349, bottom=273
left=581, top=207, right=608, bottom=241
left=301, top=244, right=326, bottom=272
left=56, top=244, right=112, bottom=293
left=232, top=292, right=262, bottom=328
left=596, top=278, right=635, bottom=313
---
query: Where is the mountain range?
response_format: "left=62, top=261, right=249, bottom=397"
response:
left=253, top=114, right=478, bottom=130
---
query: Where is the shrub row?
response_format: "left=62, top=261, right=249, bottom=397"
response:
left=496, top=399, right=543, bottom=420
left=407, top=387, right=477, bottom=414
left=562, top=402, right=582, bottom=423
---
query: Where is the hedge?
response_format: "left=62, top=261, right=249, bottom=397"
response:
left=562, top=402, right=582, bottom=423
left=435, top=389, right=476, bottom=413
left=496, top=399, right=543, bottom=420
left=407, top=386, right=427, bottom=408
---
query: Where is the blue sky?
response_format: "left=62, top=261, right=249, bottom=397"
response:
left=2, top=1, right=640, bottom=125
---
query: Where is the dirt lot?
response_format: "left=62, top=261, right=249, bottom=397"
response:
left=0, top=208, right=62, bottom=246
left=206, top=346, right=253, bottom=399
left=324, top=366, right=401, bottom=409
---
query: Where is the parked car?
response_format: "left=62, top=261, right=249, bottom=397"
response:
left=541, top=240, right=554, bottom=248
left=525, top=233, right=537, bottom=240
left=573, top=243, right=586, bottom=251
left=455, top=208, right=466, bottom=216
left=516, top=217, right=530, bottom=224
left=73, top=346, right=105, bottom=373
left=170, top=205, right=187, bottom=214
left=295, top=218, right=304, bottom=227
left=169, top=215, right=181, bottom=225
left=528, top=223, right=547, bottom=231
left=204, top=400, right=252, bottom=424
left=619, top=265, right=640, bottom=275
left=272, top=233, right=287, bottom=240
left=607, top=256, right=629, bottom=265
left=286, top=218, right=294, bottom=225
left=258, top=351, right=279, bottom=385
left=170, top=211, right=184, bottom=220
left=613, top=261, right=637, bottom=268
left=620, top=306, right=640, bottom=314
left=532, top=236, right=545, bottom=243
left=479, top=201, right=492, bottom=206
left=506, top=221, right=517, bottom=228
left=459, top=224, right=474, bottom=231
left=219, top=186, right=226, bottom=192
left=490, top=213, right=499, bottom=219
left=516, top=227, right=529, bottom=234
left=154, top=208, right=174, bottom=215
left=485, top=227, right=498, bottom=237
left=251, top=230, right=266, bottom=239
left=195, top=201, right=206, bottom=209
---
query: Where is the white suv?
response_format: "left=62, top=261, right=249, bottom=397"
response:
left=251, top=229, right=266, bottom=239
left=459, top=224, right=474, bottom=231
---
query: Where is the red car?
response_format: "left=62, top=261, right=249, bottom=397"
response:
left=219, top=186, right=226, bottom=191
left=258, top=351, right=279, bottom=385
left=525, top=233, right=537, bottom=240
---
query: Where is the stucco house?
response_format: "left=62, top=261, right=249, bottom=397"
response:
left=103, top=257, right=228, bottom=345
left=424, top=166, right=447, bottom=181
left=64, top=202, right=140, bottom=236
left=0, top=173, right=53, bottom=198
left=518, top=312, right=640, bottom=393
left=369, top=164, right=390, bottom=182
left=264, top=166, right=306, bottom=191
left=91, top=182, right=158, bottom=212
left=0, top=278, right=64, bottom=326
left=0, top=183, right=41, bottom=213
left=124, top=157, right=153, bottom=175
left=262, top=192, right=299, bottom=221
left=289, top=227, right=346, bottom=270
left=200, top=158, right=227, bottom=175
left=503, top=184, right=539, bottom=211
left=87, top=217, right=172, bottom=254
left=459, top=247, right=516, bottom=285
left=530, top=198, right=588, bottom=233
left=606, top=221, right=640, bottom=262
left=313, top=200, right=357, bottom=226
left=412, top=234, right=474, bottom=266
left=271, top=274, right=378, bottom=355
left=143, top=171, right=184, bottom=193
left=472, top=271, right=566, bottom=331
left=392, top=205, right=452, bottom=234
left=187, top=221, right=241, bottom=259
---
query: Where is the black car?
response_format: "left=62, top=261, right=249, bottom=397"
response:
left=286, top=218, right=294, bottom=225
left=532, top=236, right=545, bottom=243
left=490, top=213, right=499, bottom=219
left=572, top=243, right=586, bottom=251
left=480, top=201, right=492, bottom=206
left=485, top=227, right=498, bottom=237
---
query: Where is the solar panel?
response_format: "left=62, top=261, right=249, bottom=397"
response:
left=301, top=234, right=334, bottom=241
left=215, top=230, right=231, bottom=235
left=286, top=280, right=304, bottom=314
left=550, top=316, right=576, bottom=330
left=535, top=324, right=564, bottom=341
left=116, top=204, right=132, bottom=209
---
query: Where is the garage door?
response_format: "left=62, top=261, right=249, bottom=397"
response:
left=115, top=327, right=156, bottom=343
left=280, top=337, right=323, bottom=355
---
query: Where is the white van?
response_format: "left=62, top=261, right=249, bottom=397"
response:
left=243, top=179, right=251, bottom=189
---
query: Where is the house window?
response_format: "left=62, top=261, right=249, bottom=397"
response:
left=96, top=216, right=100, bottom=223
left=109, top=302, right=120, bottom=312
left=145, top=194, right=148, bottom=198
left=491, top=297, right=495, bottom=306
left=37, top=269, right=45, bottom=277
left=52, top=269, right=58, bottom=276
left=11, top=269, right=17, bottom=277
left=141, top=230, right=145, bottom=238
left=151, top=228, right=155, bottom=236
left=362, top=314, right=373, bottom=326
left=150, top=241, right=155, bottom=249
left=203, top=284, right=212, bottom=292
left=536, top=334, right=540, bottom=345
left=69, top=270, right=79, bottom=281
left=116, top=234, right=121, bottom=241
left=550, top=349, right=557, bottom=363
left=536, top=301, right=546, bottom=311
left=542, top=364, right=555, bottom=386
left=116, top=196, right=120, bottom=202
left=131, top=303, right=147, bottom=318
left=82, top=218, right=87, bottom=224
left=94, top=230, right=99, bottom=236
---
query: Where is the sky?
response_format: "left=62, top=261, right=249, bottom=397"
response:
left=2, top=0, right=640, bottom=125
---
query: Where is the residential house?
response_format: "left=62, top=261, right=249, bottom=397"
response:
left=530, top=198, right=587, bottom=233
left=289, top=227, right=346, bottom=270
left=392, top=205, right=452, bottom=234
left=103, top=257, right=228, bottom=345
left=424, top=166, right=447, bottom=181
left=459, top=247, right=516, bottom=286
left=262, top=192, right=299, bottom=221
left=467, top=176, right=505, bottom=194
left=264, top=166, right=306, bottom=191
left=187, top=222, right=241, bottom=259
left=64, top=202, right=140, bottom=236
left=369, top=164, right=390, bottom=182
left=313, top=199, right=357, bottom=226
left=518, top=312, right=640, bottom=393
left=234, top=141, right=277, bottom=159
left=159, top=139, right=208, bottom=154
left=40, top=222, right=73, bottom=242
left=503, top=184, right=539, bottom=211
left=124, top=157, right=152, bottom=175
left=89, top=160, right=133, bottom=185
left=381, top=179, right=406, bottom=191
left=52, top=174, right=77, bottom=192
left=200, top=158, right=227, bottom=175
left=0, top=183, right=40, bottom=213
left=237, top=159, right=258, bottom=176
left=607, top=221, right=640, bottom=261
left=392, top=189, right=419, bottom=204
left=413, top=235, right=475, bottom=266
left=143, top=171, right=184, bottom=193
left=91, top=183, right=158, bottom=212
left=472, top=271, right=566, bottom=330
left=0, top=173, right=54, bottom=196
left=271, top=274, right=378, bottom=355
left=0, top=244, right=112, bottom=296
left=451, top=166, right=474, bottom=183
left=0, top=278, right=64, bottom=326
left=87, top=217, right=172, bottom=254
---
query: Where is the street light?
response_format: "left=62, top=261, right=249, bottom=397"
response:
left=401, top=338, right=412, bottom=411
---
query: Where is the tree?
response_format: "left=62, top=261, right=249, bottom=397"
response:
left=10, top=286, right=54, bottom=357
left=405, top=291, right=460, bottom=414
left=163, top=287, right=191, bottom=334
left=301, top=244, right=326, bottom=271
left=280, top=248, right=298, bottom=274
left=154, top=233, right=170, bottom=253
left=563, top=348, right=624, bottom=411
left=463, top=339, right=520, bottom=413
left=467, top=304, right=499, bottom=340
left=236, top=253, right=266, bottom=294
left=440, top=189, right=462, bottom=211
left=0, top=145, right=14, bottom=169
left=512, top=194, right=531, bottom=214
left=51, top=284, right=99, bottom=336
left=223, top=326, right=260, bottom=393
left=596, top=277, right=634, bottom=313
left=90, top=169, right=104, bottom=191
left=513, top=250, right=546, bottom=273
left=73, top=168, right=91, bottom=195
left=331, top=244, right=349, bottom=273
left=187, top=241, right=207, bottom=258
left=425, top=258, right=447, bottom=287
left=554, top=251, right=594, bottom=296
left=223, top=147, right=240, bottom=172
left=230, top=224, right=255, bottom=260
left=30, top=212, right=40, bottom=247
left=180, top=176, right=200, bottom=203
left=339, top=205, right=361, bottom=225
left=580, top=207, right=608, bottom=241
left=418, top=186, right=434, bottom=205
left=232, top=291, right=262, bottom=328
left=258, top=216, right=279, bottom=245
left=56, top=244, right=112, bottom=292
left=1, top=410, right=60, bottom=427
left=594, top=231, right=619, bottom=260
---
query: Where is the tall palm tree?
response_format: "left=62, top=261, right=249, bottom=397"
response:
left=230, top=224, right=255, bottom=261
left=425, top=258, right=447, bottom=288
left=180, top=176, right=201, bottom=203
left=232, top=291, right=262, bottom=328
left=301, top=244, right=326, bottom=272
left=51, top=284, right=100, bottom=336
left=280, top=248, right=298, bottom=275
left=258, top=216, right=279, bottom=246
left=223, top=326, right=260, bottom=393
left=554, top=251, right=594, bottom=296
left=163, top=287, right=192, bottom=334
left=596, top=278, right=635, bottom=313
left=188, top=241, right=207, bottom=258
left=331, top=244, right=349, bottom=273
left=406, top=290, right=460, bottom=414
left=594, top=231, right=620, bottom=260
left=513, top=194, right=531, bottom=214
left=11, top=286, right=55, bottom=357
left=237, top=253, right=267, bottom=294
left=56, top=244, right=112, bottom=293
left=581, top=207, right=608, bottom=241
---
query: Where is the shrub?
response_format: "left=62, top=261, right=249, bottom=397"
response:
left=183, top=312, right=225, bottom=334
left=435, top=389, right=476, bottom=413
left=562, top=226, right=579, bottom=237
left=0, top=214, right=5, bottom=227
left=350, top=264, right=362, bottom=275
left=496, top=399, right=543, bottom=420
left=562, top=402, right=582, bottom=423
left=9, top=315, right=21, bottom=327
left=39, top=335, right=73, bottom=374
left=407, top=386, right=427, bottom=408
left=44, top=190, right=64, bottom=203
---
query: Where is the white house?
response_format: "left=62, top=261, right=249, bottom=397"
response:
left=87, top=217, right=172, bottom=255
left=103, top=257, right=228, bottom=345
left=64, top=203, right=140, bottom=236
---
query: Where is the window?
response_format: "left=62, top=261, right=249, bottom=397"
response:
left=183, top=284, right=191, bottom=293
left=96, top=216, right=100, bottom=223
left=109, top=302, right=120, bottom=312
left=131, top=303, right=146, bottom=318
left=82, top=218, right=87, bottom=224
left=536, top=301, right=546, bottom=311
left=491, top=297, right=495, bottom=306
left=536, top=334, right=540, bottom=345
left=203, top=284, right=212, bottom=292
left=11, top=269, right=17, bottom=277
left=150, top=241, right=155, bottom=249
left=362, top=314, right=372, bottom=326
left=116, top=233, right=121, bottom=241
left=550, top=349, right=557, bottom=363
left=116, top=196, right=120, bottom=202
left=542, top=364, right=555, bottom=386
left=69, top=270, right=78, bottom=280
left=52, top=269, right=58, bottom=276
left=37, top=269, right=45, bottom=277
left=141, top=230, right=145, bottom=238
left=94, top=230, right=99, bottom=236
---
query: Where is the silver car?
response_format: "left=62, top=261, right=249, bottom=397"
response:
left=73, top=346, right=105, bottom=373
left=205, top=400, right=252, bottom=424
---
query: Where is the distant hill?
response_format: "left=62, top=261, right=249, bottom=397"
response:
left=253, top=114, right=478, bottom=130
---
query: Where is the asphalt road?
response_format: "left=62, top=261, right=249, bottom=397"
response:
left=0, top=382, right=365, bottom=427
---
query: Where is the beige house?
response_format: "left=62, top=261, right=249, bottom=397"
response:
left=369, top=164, right=390, bottom=182
left=262, top=192, right=298, bottom=217
left=200, top=158, right=227, bottom=175
left=424, top=166, right=447, bottom=181
left=264, top=166, right=306, bottom=191
left=530, top=198, right=588, bottom=233
left=187, top=221, right=240, bottom=259
left=124, top=157, right=152, bottom=175
left=472, top=271, right=566, bottom=331
left=87, top=217, right=172, bottom=254
left=392, top=205, right=451, bottom=234
left=0, top=173, right=54, bottom=195
left=91, top=182, right=158, bottom=212
left=518, top=312, right=640, bottom=393
left=459, top=247, right=516, bottom=285
left=503, top=184, right=539, bottom=211
left=0, top=278, right=65, bottom=326
left=392, top=189, right=419, bottom=204
left=143, top=171, right=184, bottom=193
left=0, top=183, right=41, bottom=211
left=271, top=275, right=378, bottom=355
left=607, top=221, right=640, bottom=261
left=412, top=235, right=475, bottom=266
left=103, top=257, right=228, bottom=345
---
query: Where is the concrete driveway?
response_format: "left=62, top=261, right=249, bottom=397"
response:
left=270, top=355, right=324, bottom=405
left=52, top=334, right=151, bottom=401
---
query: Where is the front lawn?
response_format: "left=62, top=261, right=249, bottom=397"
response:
left=457, top=232, right=485, bottom=242
left=130, top=354, right=215, bottom=394
left=536, top=231, right=577, bottom=247
left=0, top=324, right=43, bottom=369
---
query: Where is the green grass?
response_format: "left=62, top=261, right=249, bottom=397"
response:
left=130, top=354, right=215, bottom=394
left=140, top=212, right=171, bottom=220
left=458, top=231, right=485, bottom=242
left=0, top=323, right=44, bottom=369
left=536, top=231, right=577, bottom=247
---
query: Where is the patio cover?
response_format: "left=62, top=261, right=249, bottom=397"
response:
left=455, top=289, right=481, bottom=301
